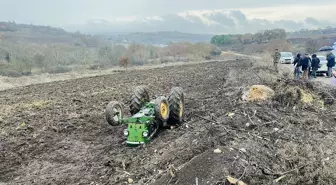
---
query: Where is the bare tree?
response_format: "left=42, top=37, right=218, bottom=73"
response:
left=254, top=32, right=264, bottom=44
left=34, top=53, right=47, bottom=72
left=306, top=39, right=318, bottom=54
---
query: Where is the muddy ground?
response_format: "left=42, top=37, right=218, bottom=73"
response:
left=1, top=60, right=336, bottom=185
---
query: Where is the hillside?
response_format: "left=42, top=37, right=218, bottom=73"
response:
left=0, top=21, right=105, bottom=47
left=0, top=21, right=223, bottom=78
left=209, top=27, right=336, bottom=53
left=103, top=31, right=213, bottom=45
left=287, top=27, right=336, bottom=39
left=0, top=21, right=213, bottom=46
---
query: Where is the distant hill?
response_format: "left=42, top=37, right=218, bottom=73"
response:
left=102, top=31, right=214, bottom=45
left=0, top=22, right=213, bottom=45
left=287, top=27, right=336, bottom=38
left=0, top=21, right=72, bottom=43
left=286, top=27, right=336, bottom=46
left=1, top=21, right=335, bottom=47
left=0, top=21, right=105, bottom=47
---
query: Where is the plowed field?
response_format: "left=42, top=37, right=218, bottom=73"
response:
left=1, top=60, right=336, bottom=185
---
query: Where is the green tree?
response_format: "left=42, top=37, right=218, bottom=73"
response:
left=210, top=35, right=233, bottom=46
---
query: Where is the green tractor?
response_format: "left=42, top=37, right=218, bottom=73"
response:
left=105, top=86, right=185, bottom=145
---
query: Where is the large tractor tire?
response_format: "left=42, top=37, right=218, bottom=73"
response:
left=105, top=101, right=124, bottom=126
left=129, top=86, right=150, bottom=115
left=154, top=96, right=170, bottom=127
left=168, top=87, right=185, bottom=124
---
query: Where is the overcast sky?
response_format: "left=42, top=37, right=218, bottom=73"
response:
left=0, top=0, right=334, bottom=25
left=0, top=0, right=335, bottom=33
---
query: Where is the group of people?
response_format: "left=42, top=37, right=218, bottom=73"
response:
left=293, top=52, right=335, bottom=80
left=272, top=48, right=336, bottom=80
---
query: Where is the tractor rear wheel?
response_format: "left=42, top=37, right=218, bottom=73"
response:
left=129, top=86, right=150, bottom=115
left=154, top=96, right=170, bottom=127
left=105, top=101, right=124, bottom=126
left=168, top=87, right=185, bottom=124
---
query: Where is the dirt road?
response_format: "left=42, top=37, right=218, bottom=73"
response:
left=1, top=60, right=336, bottom=185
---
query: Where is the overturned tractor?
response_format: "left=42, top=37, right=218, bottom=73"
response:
left=105, top=86, right=185, bottom=146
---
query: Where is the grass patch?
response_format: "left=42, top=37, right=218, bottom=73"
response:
left=22, top=100, right=51, bottom=109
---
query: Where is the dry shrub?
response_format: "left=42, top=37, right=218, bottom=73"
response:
left=158, top=42, right=220, bottom=61
left=0, top=69, right=22, bottom=77
left=160, top=56, right=175, bottom=63
left=88, top=63, right=105, bottom=70
left=255, top=52, right=273, bottom=67
left=245, top=39, right=293, bottom=54
left=242, top=52, right=279, bottom=86
left=275, top=141, right=336, bottom=184
left=148, top=58, right=161, bottom=65
left=176, top=56, right=189, bottom=62
left=118, top=56, right=130, bottom=68
left=245, top=43, right=266, bottom=53
left=272, top=78, right=324, bottom=108
left=131, top=58, right=145, bottom=66
left=46, top=66, right=72, bottom=74
left=265, top=39, right=293, bottom=52
left=220, top=51, right=235, bottom=58
left=274, top=86, right=304, bottom=106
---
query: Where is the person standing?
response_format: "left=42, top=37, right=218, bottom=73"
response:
left=273, top=49, right=281, bottom=72
left=301, top=53, right=310, bottom=81
left=311, top=54, right=320, bottom=78
left=326, top=52, right=335, bottom=78
left=293, top=53, right=302, bottom=79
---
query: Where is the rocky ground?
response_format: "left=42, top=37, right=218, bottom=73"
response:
left=1, top=59, right=336, bottom=185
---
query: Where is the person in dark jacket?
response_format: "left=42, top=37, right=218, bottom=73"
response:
left=301, top=53, right=310, bottom=80
left=293, top=53, right=302, bottom=79
left=326, top=52, right=335, bottom=78
left=311, top=54, right=320, bottom=78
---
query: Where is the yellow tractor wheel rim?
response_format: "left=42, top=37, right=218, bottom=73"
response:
left=160, top=102, right=168, bottom=118
left=179, top=102, right=183, bottom=118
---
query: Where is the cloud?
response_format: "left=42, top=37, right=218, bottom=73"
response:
left=206, top=13, right=236, bottom=27
left=65, top=10, right=335, bottom=34
left=229, top=10, right=247, bottom=22
left=0, top=0, right=335, bottom=27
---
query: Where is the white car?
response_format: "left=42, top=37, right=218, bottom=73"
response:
left=316, top=56, right=328, bottom=74
left=311, top=55, right=335, bottom=75
left=279, top=52, right=294, bottom=64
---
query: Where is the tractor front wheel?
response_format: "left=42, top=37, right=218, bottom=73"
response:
left=105, top=101, right=124, bottom=126
left=168, top=87, right=185, bottom=124
left=130, top=86, right=150, bottom=115
left=154, top=96, right=170, bottom=127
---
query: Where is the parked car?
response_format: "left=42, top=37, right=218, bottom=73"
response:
left=309, top=55, right=335, bottom=76
left=315, top=56, right=328, bottom=75
left=279, top=52, right=294, bottom=64
left=315, top=50, right=336, bottom=60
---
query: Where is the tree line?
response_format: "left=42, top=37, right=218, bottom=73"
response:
left=210, top=29, right=287, bottom=46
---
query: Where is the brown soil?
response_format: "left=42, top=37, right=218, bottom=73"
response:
left=1, top=60, right=336, bottom=185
